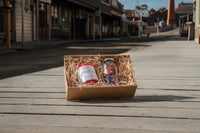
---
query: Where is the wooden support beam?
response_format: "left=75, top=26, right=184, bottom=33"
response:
left=3, top=0, right=6, bottom=7
left=99, top=16, right=102, bottom=39
left=11, top=7, right=15, bottom=43
left=48, top=5, right=51, bottom=45
left=36, top=0, right=39, bottom=45
left=3, top=8, right=6, bottom=35
left=73, top=9, right=76, bottom=40
left=3, top=0, right=11, bottom=48
left=4, top=0, right=9, bottom=7
left=21, top=0, right=24, bottom=47
left=76, top=9, right=79, bottom=39
left=86, top=14, right=89, bottom=38
left=6, top=9, right=11, bottom=49
left=92, top=16, right=95, bottom=39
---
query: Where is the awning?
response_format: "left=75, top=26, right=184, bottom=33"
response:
left=66, top=0, right=95, bottom=10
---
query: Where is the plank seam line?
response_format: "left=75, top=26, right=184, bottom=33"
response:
left=0, top=97, right=65, bottom=99
left=137, top=88, right=200, bottom=92
left=0, top=103, right=200, bottom=110
left=1, top=124, right=197, bottom=133
left=0, top=112, right=200, bottom=120
left=0, top=87, right=64, bottom=88
left=26, top=75, right=63, bottom=76
left=1, top=103, right=200, bottom=109
left=137, top=78, right=200, bottom=80
left=142, top=84, right=200, bottom=86
left=0, top=91, right=65, bottom=93
left=0, top=97, right=200, bottom=102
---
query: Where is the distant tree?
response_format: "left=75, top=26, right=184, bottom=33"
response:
left=149, top=8, right=156, bottom=14
left=136, top=4, right=148, bottom=10
left=158, top=7, right=166, bottom=12
left=141, top=4, right=148, bottom=10
left=135, top=5, right=141, bottom=10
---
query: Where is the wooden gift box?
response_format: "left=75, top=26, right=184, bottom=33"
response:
left=64, top=55, right=137, bottom=100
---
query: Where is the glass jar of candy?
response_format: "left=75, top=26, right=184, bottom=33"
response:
left=103, top=58, right=118, bottom=85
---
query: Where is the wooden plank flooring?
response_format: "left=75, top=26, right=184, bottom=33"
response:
left=0, top=38, right=200, bottom=132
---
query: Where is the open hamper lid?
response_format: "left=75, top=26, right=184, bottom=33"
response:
left=64, top=54, right=137, bottom=100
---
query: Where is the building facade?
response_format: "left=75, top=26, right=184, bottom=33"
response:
left=0, top=0, right=16, bottom=48
left=175, top=2, right=193, bottom=26
left=194, top=0, right=200, bottom=43
left=149, top=9, right=168, bottom=26
left=15, top=0, right=51, bottom=42
left=0, top=0, right=126, bottom=48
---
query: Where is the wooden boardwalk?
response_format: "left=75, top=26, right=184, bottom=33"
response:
left=0, top=37, right=200, bottom=132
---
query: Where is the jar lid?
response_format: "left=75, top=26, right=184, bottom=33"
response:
left=104, top=58, right=114, bottom=62
left=77, top=63, right=93, bottom=69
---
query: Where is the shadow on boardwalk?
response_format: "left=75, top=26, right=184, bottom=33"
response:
left=0, top=38, right=151, bottom=79
left=0, top=30, right=186, bottom=79
left=72, top=95, right=195, bottom=104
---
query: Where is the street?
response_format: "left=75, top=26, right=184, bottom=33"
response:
left=0, top=29, right=200, bottom=132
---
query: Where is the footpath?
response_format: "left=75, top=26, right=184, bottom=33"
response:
left=0, top=30, right=200, bottom=132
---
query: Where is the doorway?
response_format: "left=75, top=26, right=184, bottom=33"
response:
left=76, top=18, right=86, bottom=39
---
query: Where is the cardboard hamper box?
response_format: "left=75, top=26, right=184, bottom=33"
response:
left=64, top=54, right=137, bottom=100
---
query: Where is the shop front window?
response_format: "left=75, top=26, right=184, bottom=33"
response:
left=62, top=9, right=68, bottom=29
left=39, top=2, right=47, bottom=28
left=52, top=5, right=58, bottom=28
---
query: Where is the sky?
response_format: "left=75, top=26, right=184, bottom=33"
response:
left=118, top=0, right=194, bottom=10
